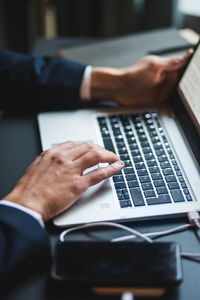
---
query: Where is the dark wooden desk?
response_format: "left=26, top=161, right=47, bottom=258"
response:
left=1, top=28, right=200, bottom=300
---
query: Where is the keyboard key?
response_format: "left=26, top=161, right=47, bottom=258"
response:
left=186, top=195, right=193, bottom=201
left=152, top=136, right=160, bottom=144
left=139, top=176, right=151, bottom=183
left=160, top=161, right=170, bottom=169
left=155, top=149, right=165, bottom=156
left=163, top=168, right=174, bottom=176
left=124, top=167, right=135, bottom=174
left=171, top=159, right=177, bottom=165
left=103, top=138, right=115, bottom=153
left=178, top=176, right=185, bottom=183
left=149, top=130, right=157, bottom=137
left=154, top=180, right=165, bottom=187
left=127, top=137, right=136, bottom=144
left=174, top=165, right=180, bottom=171
left=171, top=190, right=185, bottom=202
left=142, top=147, right=152, bottom=154
left=128, top=180, right=139, bottom=188
left=168, top=182, right=180, bottom=190
left=146, top=195, right=171, bottom=205
left=144, top=113, right=151, bottom=120
left=165, top=175, right=177, bottom=183
left=149, top=166, right=159, bottom=173
left=142, top=183, right=153, bottom=190
left=124, top=125, right=132, bottom=131
left=124, top=160, right=133, bottom=167
left=112, top=129, right=121, bottom=136
left=144, top=190, right=156, bottom=198
left=183, top=189, right=190, bottom=195
left=97, top=117, right=106, bottom=125
left=129, top=143, right=139, bottom=150
left=137, top=169, right=148, bottom=176
left=131, top=149, right=141, bottom=157
left=126, top=174, right=137, bottom=181
left=113, top=175, right=124, bottom=183
left=125, top=131, right=134, bottom=137
left=120, top=200, right=132, bottom=208
left=111, top=123, right=120, bottom=129
left=117, top=189, right=129, bottom=200
left=115, top=182, right=126, bottom=189
left=133, top=156, right=143, bottom=163
left=109, top=116, right=118, bottom=124
left=116, top=141, right=126, bottom=149
left=135, top=162, right=146, bottom=170
left=153, top=142, right=163, bottom=150
left=130, top=188, right=145, bottom=206
left=146, top=118, right=154, bottom=125
left=137, top=128, right=145, bottom=135
left=151, top=173, right=162, bottom=180
left=145, top=153, right=154, bottom=160
left=181, top=182, right=187, bottom=188
left=138, top=135, right=147, bottom=142
left=147, top=160, right=157, bottom=167
left=157, top=187, right=168, bottom=195
left=120, top=154, right=130, bottom=161
left=140, top=141, right=149, bottom=148
left=147, top=124, right=155, bottom=131
left=158, top=155, right=168, bottom=162
left=115, top=135, right=124, bottom=142
left=176, top=171, right=182, bottom=177
left=118, top=147, right=128, bottom=155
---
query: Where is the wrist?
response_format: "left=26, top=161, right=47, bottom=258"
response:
left=90, top=67, right=125, bottom=103
left=4, top=191, right=48, bottom=222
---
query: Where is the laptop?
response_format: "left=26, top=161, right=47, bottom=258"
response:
left=38, top=42, right=200, bottom=227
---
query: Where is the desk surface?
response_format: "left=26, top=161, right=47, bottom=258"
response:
left=1, top=28, right=200, bottom=300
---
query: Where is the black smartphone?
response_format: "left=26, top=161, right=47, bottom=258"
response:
left=51, top=241, right=182, bottom=292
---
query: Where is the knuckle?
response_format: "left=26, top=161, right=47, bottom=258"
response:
left=42, top=149, right=52, bottom=157
left=72, top=176, right=87, bottom=194
left=51, top=152, right=65, bottom=164
left=90, top=148, right=101, bottom=160
left=66, top=140, right=76, bottom=147
left=83, top=142, right=94, bottom=151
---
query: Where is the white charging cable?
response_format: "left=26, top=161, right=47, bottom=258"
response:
left=59, top=211, right=200, bottom=261
left=60, top=221, right=153, bottom=243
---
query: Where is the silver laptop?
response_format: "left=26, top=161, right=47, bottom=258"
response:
left=38, top=42, right=200, bottom=227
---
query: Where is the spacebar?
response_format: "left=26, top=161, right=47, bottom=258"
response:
left=103, top=138, right=115, bottom=153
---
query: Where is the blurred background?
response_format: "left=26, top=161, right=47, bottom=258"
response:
left=0, top=0, right=199, bottom=54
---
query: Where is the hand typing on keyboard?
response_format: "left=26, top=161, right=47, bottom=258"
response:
left=4, top=142, right=124, bottom=222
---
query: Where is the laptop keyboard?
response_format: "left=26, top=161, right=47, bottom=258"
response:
left=97, top=112, right=193, bottom=208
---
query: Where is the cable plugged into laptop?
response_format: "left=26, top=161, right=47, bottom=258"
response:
left=187, top=211, right=200, bottom=229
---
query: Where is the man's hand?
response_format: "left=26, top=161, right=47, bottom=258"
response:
left=91, top=51, right=192, bottom=106
left=4, top=142, right=124, bottom=222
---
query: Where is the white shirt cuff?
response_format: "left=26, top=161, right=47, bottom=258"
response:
left=0, top=200, right=44, bottom=228
left=80, top=65, right=92, bottom=101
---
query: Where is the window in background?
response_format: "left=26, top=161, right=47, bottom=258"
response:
left=179, top=0, right=200, bottom=16
left=178, top=0, right=200, bottom=34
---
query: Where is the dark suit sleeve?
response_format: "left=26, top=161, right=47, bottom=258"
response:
left=0, top=205, right=51, bottom=291
left=0, top=50, right=87, bottom=111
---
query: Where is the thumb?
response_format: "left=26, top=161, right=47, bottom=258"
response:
left=161, top=49, right=193, bottom=71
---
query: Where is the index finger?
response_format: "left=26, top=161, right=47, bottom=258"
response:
left=83, top=160, right=125, bottom=186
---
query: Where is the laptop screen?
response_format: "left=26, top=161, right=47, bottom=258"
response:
left=178, top=42, right=200, bottom=132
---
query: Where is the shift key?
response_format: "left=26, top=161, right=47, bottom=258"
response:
left=130, top=188, right=145, bottom=206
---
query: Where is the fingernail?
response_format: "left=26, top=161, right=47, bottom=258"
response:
left=113, top=160, right=125, bottom=170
